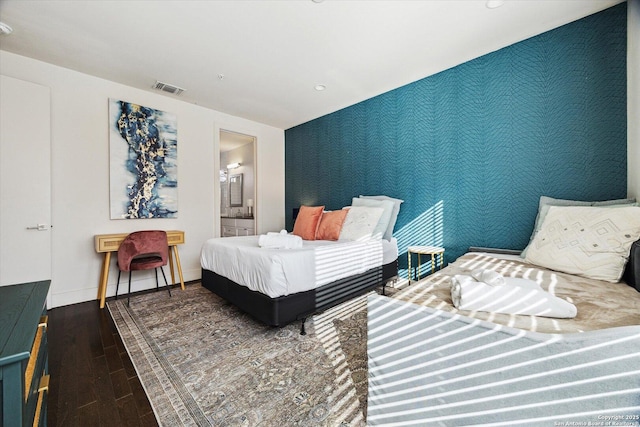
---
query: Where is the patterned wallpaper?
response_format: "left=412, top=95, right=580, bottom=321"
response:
left=285, top=4, right=627, bottom=267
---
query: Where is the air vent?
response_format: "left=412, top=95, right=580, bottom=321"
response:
left=152, top=81, right=185, bottom=95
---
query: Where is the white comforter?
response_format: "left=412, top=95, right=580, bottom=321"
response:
left=200, top=236, right=388, bottom=298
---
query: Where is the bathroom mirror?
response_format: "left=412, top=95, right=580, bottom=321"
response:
left=229, top=173, right=243, bottom=207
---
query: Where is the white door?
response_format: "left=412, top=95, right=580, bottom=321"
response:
left=0, top=75, right=52, bottom=286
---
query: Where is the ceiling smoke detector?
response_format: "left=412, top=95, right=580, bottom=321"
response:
left=486, top=0, right=505, bottom=9
left=152, top=80, right=185, bottom=95
left=0, top=22, right=13, bottom=35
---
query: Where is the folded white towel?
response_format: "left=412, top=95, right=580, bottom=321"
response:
left=267, top=229, right=289, bottom=236
left=258, top=233, right=303, bottom=249
left=451, top=274, right=577, bottom=318
left=471, top=269, right=506, bottom=286
left=470, top=269, right=542, bottom=289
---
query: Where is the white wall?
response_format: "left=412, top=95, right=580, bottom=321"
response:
left=629, top=0, right=640, bottom=200
left=0, top=50, right=285, bottom=308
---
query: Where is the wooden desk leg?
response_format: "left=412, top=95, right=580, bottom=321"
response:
left=98, top=252, right=111, bottom=309
left=172, top=245, right=185, bottom=290
left=408, top=251, right=411, bottom=282
left=168, top=246, right=176, bottom=285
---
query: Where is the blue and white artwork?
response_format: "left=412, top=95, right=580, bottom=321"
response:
left=109, top=99, right=178, bottom=219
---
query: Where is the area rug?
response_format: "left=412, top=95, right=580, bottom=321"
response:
left=108, top=284, right=375, bottom=426
left=332, top=310, right=368, bottom=419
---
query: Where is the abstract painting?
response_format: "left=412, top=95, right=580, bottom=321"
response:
left=109, top=99, right=178, bottom=219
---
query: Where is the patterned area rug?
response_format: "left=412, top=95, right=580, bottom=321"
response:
left=332, top=311, right=368, bottom=419
left=108, top=284, right=375, bottom=426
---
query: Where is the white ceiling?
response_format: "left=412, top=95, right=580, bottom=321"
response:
left=0, top=0, right=624, bottom=130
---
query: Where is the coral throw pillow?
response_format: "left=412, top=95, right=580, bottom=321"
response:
left=292, top=205, right=325, bottom=240
left=316, top=210, right=349, bottom=241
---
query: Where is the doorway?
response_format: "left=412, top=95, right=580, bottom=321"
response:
left=219, top=130, right=256, bottom=237
left=0, top=75, right=52, bottom=286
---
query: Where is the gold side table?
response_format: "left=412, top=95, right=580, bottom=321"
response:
left=408, top=245, right=445, bottom=282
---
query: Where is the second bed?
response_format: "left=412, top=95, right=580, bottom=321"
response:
left=200, top=235, right=398, bottom=332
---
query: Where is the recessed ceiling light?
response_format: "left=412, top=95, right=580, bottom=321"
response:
left=486, top=0, right=505, bottom=9
left=312, top=0, right=324, bottom=3
left=0, top=22, right=13, bottom=35
left=314, top=84, right=326, bottom=91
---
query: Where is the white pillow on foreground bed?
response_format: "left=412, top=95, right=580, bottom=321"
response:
left=521, top=196, right=637, bottom=257
left=524, top=205, right=640, bottom=282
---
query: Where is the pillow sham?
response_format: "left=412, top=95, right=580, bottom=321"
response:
left=359, top=195, right=404, bottom=240
left=339, top=206, right=384, bottom=241
left=292, top=205, right=324, bottom=240
left=524, top=205, right=640, bottom=282
left=521, top=196, right=637, bottom=257
left=316, top=209, right=349, bottom=241
left=352, top=197, right=395, bottom=240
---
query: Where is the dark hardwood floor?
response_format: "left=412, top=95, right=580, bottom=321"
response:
left=47, top=298, right=158, bottom=427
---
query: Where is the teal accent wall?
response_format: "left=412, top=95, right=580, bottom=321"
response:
left=285, top=4, right=627, bottom=266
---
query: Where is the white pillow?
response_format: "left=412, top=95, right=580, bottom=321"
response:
left=359, top=195, right=404, bottom=240
left=351, top=197, right=395, bottom=240
left=521, top=196, right=637, bottom=257
left=524, top=205, right=640, bottom=282
left=339, top=206, right=384, bottom=241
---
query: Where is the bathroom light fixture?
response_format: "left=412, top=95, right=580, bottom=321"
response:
left=314, top=84, right=326, bottom=91
left=247, top=198, right=254, bottom=216
left=227, top=162, right=241, bottom=169
left=0, top=22, right=13, bottom=35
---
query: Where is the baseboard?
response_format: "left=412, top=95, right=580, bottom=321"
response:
left=48, top=267, right=202, bottom=308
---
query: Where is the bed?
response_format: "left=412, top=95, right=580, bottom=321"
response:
left=201, top=196, right=404, bottom=333
left=367, top=240, right=640, bottom=425
left=201, top=235, right=398, bottom=333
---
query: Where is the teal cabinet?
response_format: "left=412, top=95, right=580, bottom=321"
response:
left=0, top=281, right=51, bottom=427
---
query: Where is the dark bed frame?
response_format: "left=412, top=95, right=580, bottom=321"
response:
left=201, top=239, right=640, bottom=335
left=202, top=259, right=398, bottom=334
left=623, top=239, right=640, bottom=292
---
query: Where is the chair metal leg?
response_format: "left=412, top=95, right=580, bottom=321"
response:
left=127, top=271, right=132, bottom=306
left=115, top=270, right=121, bottom=300
left=160, top=266, right=171, bottom=297
left=155, top=268, right=160, bottom=291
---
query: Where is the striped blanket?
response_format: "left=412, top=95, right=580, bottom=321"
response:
left=367, top=253, right=640, bottom=426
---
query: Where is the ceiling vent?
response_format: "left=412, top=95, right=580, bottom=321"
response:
left=152, top=81, right=185, bottom=95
